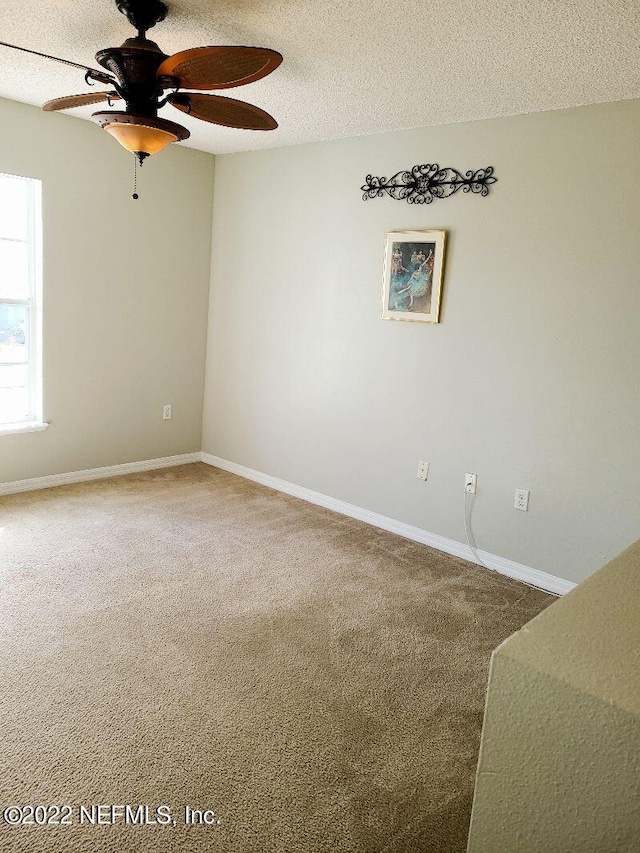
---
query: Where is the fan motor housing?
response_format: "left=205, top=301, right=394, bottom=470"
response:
left=96, top=39, right=168, bottom=116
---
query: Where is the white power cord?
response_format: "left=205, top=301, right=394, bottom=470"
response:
left=463, top=488, right=559, bottom=596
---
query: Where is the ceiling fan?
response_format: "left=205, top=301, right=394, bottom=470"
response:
left=0, top=0, right=282, bottom=194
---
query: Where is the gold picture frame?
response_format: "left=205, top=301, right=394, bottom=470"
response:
left=381, top=230, right=447, bottom=323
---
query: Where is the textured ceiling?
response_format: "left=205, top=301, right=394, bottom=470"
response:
left=1, top=0, right=639, bottom=155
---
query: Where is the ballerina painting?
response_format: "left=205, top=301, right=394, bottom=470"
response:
left=381, top=230, right=446, bottom=323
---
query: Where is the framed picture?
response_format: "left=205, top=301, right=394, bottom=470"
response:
left=381, top=230, right=446, bottom=323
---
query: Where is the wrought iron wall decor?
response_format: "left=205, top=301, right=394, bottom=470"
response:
left=361, top=163, right=497, bottom=204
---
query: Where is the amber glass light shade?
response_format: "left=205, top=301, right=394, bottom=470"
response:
left=104, top=123, right=177, bottom=155
left=92, top=112, right=190, bottom=157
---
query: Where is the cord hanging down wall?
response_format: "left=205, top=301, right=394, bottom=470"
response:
left=361, top=163, right=497, bottom=204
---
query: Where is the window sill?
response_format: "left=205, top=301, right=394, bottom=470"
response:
left=0, top=422, right=49, bottom=437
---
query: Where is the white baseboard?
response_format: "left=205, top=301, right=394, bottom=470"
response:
left=0, top=449, right=575, bottom=596
left=0, top=452, right=201, bottom=497
left=200, top=452, right=575, bottom=597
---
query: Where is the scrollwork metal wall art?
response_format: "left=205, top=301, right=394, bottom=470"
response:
left=361, top=163, right=497, bottom=204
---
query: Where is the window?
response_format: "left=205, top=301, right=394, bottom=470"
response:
left=0, top=172, right=44, bottom=432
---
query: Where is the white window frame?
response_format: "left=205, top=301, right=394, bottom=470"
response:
left=0, top=172, right=46, bottom=436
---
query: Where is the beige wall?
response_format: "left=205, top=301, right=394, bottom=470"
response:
left=3, top=95, right=639, bottom=585
left=0, top=97, right=215, bottom=482
left=467, top=540, right=640, bottom=851
left=202, top=98, right=640, bottom=585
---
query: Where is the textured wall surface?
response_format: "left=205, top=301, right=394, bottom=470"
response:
left=202, top=98, right=640, bottom=584
left=0, top=97, right=215, bottom=482
left=466, top=540, right=640, bottom=851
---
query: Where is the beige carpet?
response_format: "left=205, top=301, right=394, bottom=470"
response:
left=0, top=463, right=552, bottom=852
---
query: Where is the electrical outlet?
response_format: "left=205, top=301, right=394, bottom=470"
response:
left=162, top=404, right=172, bottom=420
left=465, top=473, right=477, bottom=494
left=514, top=488, right=530, bottom=511
left=417, top=460, right=429, bottom=481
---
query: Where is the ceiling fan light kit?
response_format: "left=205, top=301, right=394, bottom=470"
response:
left=0, top=0, right=282, bottom=198
left=93, top=112, right=190, bottom=163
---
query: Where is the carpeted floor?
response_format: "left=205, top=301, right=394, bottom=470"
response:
left=0, top=463, right=552, bottom=852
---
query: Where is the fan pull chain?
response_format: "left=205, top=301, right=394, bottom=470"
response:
left=132, top=155, right=139, bottom=201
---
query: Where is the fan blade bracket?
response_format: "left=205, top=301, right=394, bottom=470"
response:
left=158, top=74, right=181, bottom=90
left=169, top=93, right=192, bottom=113
left=86, top=68, right=117, bottom=87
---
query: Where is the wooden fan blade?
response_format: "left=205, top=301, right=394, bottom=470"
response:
left=0, top=40, right=115, bottom=85
left=43, top=92, right=121, bottom=112
left=157, top=46, right=282, bottom=91
left=168, top=93, right=278, bottom=131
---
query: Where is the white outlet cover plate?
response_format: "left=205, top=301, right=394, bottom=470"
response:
left=514, top=488, right=530, bottom=511
left=465, top=473, right=477, bottom=494
left=417, top=461, right=429, bottom=481
left=163, top=405, right=172, bottom=420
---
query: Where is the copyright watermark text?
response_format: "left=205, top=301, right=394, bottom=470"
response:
left=2, top=804, right=222, bottom=828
